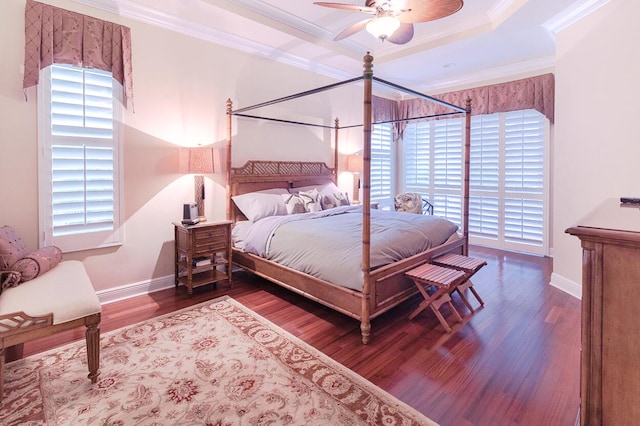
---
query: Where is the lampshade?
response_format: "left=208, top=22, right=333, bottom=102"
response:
left=179, top=147, right=214, bottom=175
left=366, top=15, right=401, bottom=40
left=346, top=154, right=363, bottom=173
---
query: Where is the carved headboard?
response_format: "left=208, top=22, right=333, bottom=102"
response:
left=229, top=160, right=336, bottom=223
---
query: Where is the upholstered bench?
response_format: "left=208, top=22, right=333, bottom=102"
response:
left=0, top=260, right=101, bottom=401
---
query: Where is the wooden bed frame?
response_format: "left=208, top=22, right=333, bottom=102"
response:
left=225, top=53, right=471, bottom=344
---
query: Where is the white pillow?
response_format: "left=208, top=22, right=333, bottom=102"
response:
left=232, top=188, right=288, bottom=222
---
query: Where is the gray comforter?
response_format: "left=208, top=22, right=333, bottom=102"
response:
left=242, top=206, right=459, bottom=291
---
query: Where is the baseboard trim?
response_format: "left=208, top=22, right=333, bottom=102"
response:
left=549, top=272, right=582, bottom=300
left=96, top=274, right=175, bottom=306
left=97, top=270, right=582, bottom=305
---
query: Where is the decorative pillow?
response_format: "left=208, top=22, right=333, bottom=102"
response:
left=1, top=270, right=21, bottom=293
left=232, top=188, right=289, bottom=222
left=12, top=246, right=63, bottom=282
left=321, top=192, right=350, bottom=210
left=0, top=225, right=29, bottom=270
left=293, top=182, right=342, bottom=199
left=299, top=189, right=322, bottom=212
left=394, top=193, right=423, bottom=214
left=282, top=189, right=321, bottom=214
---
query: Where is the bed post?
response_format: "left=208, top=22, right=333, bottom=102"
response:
left=463, top=97, right=472, bottom=255
left=226, top=98, right=233, bottom=221
left=361, top=52, right=373, bottom=344
left=334, top=118, right=339, bottom=179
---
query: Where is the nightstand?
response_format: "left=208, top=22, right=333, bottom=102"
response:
left=173, top=220, right=232, bottom=295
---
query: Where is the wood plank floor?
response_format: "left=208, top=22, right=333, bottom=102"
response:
left=17, top=246, right=581, bottom=426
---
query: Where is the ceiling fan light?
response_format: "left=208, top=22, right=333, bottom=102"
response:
left=366, top=15, right=400, bottom=40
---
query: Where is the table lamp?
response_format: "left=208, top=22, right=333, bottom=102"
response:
left=179, top=146, right=214, bottom=222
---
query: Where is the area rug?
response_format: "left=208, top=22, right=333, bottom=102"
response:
left=1, top=296, right=437, bottom=425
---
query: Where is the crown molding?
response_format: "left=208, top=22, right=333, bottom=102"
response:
left=71, top=0, right=562, bottom=94
left=71, top=0, right=355, bottom=81
left=543, top=0, right=611, bottom=35
left=486, top=0, right=528, bottom=29
left=419, top=55, right=556, bottom=93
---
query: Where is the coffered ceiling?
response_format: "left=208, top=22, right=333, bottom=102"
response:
left=75, top=0, right=608, bottom=92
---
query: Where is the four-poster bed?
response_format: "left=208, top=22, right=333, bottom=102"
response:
left=225, top=53, right=471, bottom=344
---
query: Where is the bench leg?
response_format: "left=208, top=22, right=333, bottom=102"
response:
left=457, top=279, right=485, bottom=308
left=409, top=284, right=446, bottom=320
left=454, top=283, right=476, bottom=313
left=85, top=323, right=100, bottom=383
left=0, top=347, right=4, bottom=401
left=409, top=284, right=462, bottom=333
left=430, top=293, right=463, bottom=332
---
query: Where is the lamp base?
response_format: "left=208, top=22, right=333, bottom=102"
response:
left=352, top=174, right=360, bottom=206
left=194, top=175, right=206, bottom=223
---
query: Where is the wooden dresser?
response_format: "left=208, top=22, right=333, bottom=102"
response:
left=566, top=199, right=640, bottom=426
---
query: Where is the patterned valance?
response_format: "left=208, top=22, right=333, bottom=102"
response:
left=400, top=73, right=555, bottom=126
left=23, top=0, right=133, bottom=107
left=374, top=73, right=555, bottom=139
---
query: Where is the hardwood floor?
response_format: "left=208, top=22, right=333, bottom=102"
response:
left=17, top=246, right=581, bottom=426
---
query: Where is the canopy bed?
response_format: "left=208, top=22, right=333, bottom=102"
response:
left=225, top=53, right=471, bottom=344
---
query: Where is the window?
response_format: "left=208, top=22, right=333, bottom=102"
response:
left=402, top=118, right=463, bottom=228
left=38, top=64, right=123, bottom=253
left=370, top=122, right=394, bottom=207
left=400, top=110, right=549, bottom=255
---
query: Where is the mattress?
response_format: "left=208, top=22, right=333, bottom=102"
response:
left=236, top=206, right=459, bottom=291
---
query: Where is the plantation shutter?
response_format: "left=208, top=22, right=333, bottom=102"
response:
left=400, top=110, right=548, bottom=255
left=40, top=64, right=122, bottom=252
left=403, top=121, right=430, bottom=193
left=51, top=65, right=115, bottom=237
left=432, top=118, right=463, bottom=228
left=469, top=113, right=500, bottom=240
left=503, top=110, right=546, bottom=250
left=370, top=123, right=394, bottom=204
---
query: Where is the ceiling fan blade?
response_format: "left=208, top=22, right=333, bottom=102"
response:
left=314, top=2, right=376, bottom=13
left=334, top=18, right=371, bottom=41
left=398, top=0, right=463, bottom=23
left=386, top=22, right=414, bottom=44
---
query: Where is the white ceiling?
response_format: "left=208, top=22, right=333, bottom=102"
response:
left=76, top=0, right=608, bottom=92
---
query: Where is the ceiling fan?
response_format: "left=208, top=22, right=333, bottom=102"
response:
left=314, top=0, right=463, bottom=44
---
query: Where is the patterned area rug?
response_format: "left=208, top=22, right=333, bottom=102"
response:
left=1, top=296, right=437, bottom=425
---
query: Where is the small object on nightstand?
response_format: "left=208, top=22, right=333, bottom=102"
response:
left=620, top=197, right=640, bottom=204
left=173, top=220, right=232, bottom=296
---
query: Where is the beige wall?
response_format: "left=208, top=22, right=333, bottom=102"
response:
left=3, top=0, right=630, bottom=301
left=551, top=0, right=640, bottom=293
left=0, top=0, right=360, bottom=297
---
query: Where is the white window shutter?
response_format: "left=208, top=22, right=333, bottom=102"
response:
left=371, top=123, right=394, bottom=204
left=503, top=110, right=546, bottom=249
left=39, top=64, right=123, bottom=252
left=469, top=113, right=500, bottom=240
left=401, top=109, right=548, bottom=255
left=403, top=121, right=430, bottom=193
left=432, top=118, right=463, bottom=227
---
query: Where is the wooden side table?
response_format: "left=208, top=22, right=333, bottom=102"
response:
left=173, top=220, right=232, bottom=295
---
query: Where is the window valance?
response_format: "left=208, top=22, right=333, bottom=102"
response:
left=23, top=0, right=133, bottom=106
left=374, top=73, right=554, bottom=140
